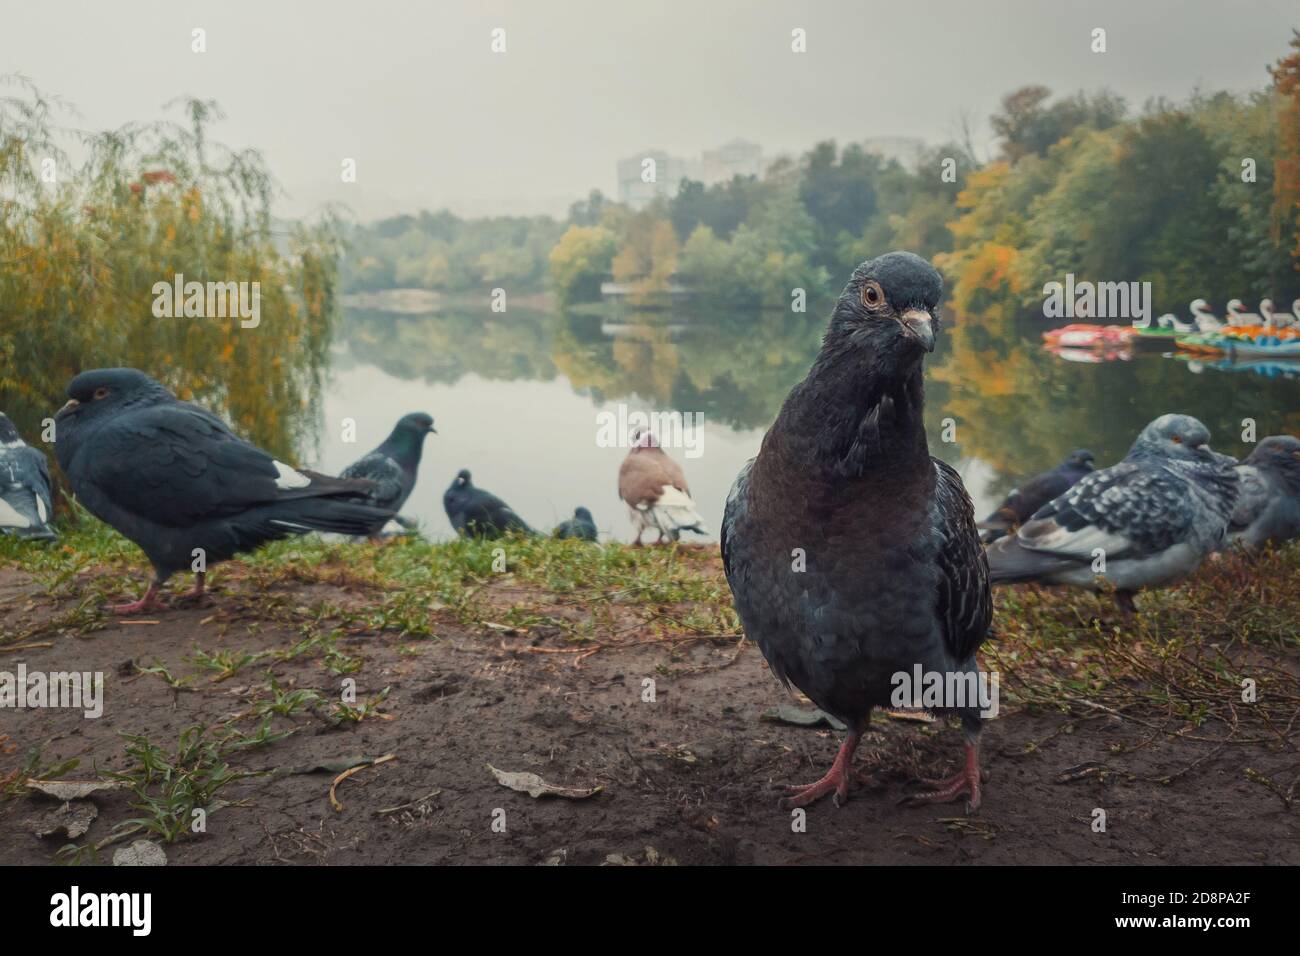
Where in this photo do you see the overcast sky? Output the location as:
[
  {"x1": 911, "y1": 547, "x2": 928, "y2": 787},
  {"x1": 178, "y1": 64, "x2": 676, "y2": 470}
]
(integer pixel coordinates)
[{"x1": 3, "y1": 0, "x2": 1293, "y2": 221}]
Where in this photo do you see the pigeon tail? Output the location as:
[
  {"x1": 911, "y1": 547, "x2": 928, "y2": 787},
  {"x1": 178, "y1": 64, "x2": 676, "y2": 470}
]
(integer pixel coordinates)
[
  {"x1": 0, "y1": 486, "x2": 57, "y2": 540},
  {"x1": 985, "y1": 535, "x2": 1080, "y2": 585},
  {"x1": 646, "y1": 485, "x2": 709, "y2": 539},
  {"x1": 229, "y1": 497, "x2": 396, "y2": 548}
]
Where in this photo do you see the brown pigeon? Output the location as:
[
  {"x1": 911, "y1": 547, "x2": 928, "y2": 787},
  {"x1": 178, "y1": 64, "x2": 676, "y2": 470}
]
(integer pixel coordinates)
[{"x1": 618, "y1": 429, "x2": 707, "y2": 545}]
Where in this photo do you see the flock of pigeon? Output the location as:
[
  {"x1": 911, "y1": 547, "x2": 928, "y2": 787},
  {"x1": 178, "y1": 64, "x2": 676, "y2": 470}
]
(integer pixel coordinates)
[
  {"x1": 0, "y1": 371, "x2": 710, "y2": 612},
  {"x1": 2, "y1": 250, "x2": 1297, "y2": 814}
]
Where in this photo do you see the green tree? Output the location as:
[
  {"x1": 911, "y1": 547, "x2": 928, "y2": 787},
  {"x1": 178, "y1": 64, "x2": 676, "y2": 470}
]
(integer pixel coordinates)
[{"x1": 548, "y1": 224, "x2": 616, "y2": 305}]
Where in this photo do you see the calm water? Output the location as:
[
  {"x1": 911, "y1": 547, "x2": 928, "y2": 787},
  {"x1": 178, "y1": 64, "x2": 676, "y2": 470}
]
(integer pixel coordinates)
[{"x1": 315, "y1": 303, "x2": 1299, "y2": 542}]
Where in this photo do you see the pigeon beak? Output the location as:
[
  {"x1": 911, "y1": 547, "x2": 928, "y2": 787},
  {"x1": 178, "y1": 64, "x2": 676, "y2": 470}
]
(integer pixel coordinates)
[
  {"x1": 57, "y1": 399, "x2": 80, "y2": 417},
  {"x1": 428, "y1": 425, "x2": 438, "y2": 435},
  {"x1": 900, "y1": 309, "x2": 935, "y2": 352}
]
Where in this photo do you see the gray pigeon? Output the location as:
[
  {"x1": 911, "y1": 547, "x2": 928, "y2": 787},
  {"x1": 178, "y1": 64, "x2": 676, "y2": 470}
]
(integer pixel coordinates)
[
  {"x1": 340, "y1": 412, "x2": 436, "y2": 539},
  {"x1": 54, "y1": 368, "x2": 394, "y2": 614},
  {"x1": 0, "y1": 412, "x2": 57, "y2": 541},
  {"x1": 722, "y1": 252, "x2": 992, "y2": 812},
  {"x1": 1226, "y1": 435, "x2": 1300, "y2": 549},
  {"x1": 985, "y1": 414, "x2": 1239, "y2": 615}
]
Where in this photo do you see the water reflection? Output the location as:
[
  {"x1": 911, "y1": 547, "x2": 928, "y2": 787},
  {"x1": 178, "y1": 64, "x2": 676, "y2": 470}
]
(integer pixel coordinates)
[{"x1": 318, "y1": 302, "x2": 1298, "y2": 542}]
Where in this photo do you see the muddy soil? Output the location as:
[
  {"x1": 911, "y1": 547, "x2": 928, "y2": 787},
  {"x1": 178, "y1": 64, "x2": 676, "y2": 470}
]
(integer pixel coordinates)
[{"x1": 1, "y1": 567, "x2": 1296, "y2": 865}]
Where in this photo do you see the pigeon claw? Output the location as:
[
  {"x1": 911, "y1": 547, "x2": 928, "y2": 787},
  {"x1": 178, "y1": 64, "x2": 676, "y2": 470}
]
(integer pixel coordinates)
[
  {"x1": 106, "y1": 583, "x2": 167, "y2": 616},
  {"x1": 776, "y1": 729, "x2": 861, "y2": 810},
  {"x1": 779, "y1": 769, "x2": 851, "y2": 810},
  {"x1": 904, "y1": 741, "x2": 983, "y2": 813}
]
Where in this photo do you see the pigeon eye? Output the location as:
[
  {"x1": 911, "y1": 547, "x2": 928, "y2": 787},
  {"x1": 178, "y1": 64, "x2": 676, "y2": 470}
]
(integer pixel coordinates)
[
  {"x1": 1171, "y1": 435, "x2": 1182, "y2": 444},
  {"x1": 861, "y1": 282, "x2": 883, "y2": 309},
  {"x1": 93, "y1": 387, "x2": 110, "y2": 400}
]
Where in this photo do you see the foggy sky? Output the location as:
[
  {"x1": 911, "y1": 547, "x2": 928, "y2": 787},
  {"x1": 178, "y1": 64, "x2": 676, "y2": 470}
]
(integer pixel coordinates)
[{"x1": 3, "y1": 0, "x2": 1293, "y2": 221}]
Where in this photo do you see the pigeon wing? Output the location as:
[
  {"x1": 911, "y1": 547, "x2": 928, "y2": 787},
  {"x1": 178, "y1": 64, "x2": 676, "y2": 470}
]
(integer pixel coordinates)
[
  {"x1": 933, "y1": 458, "x2": 992, "y2": 664},
  {"x1": 1018, "y1": 460, "x2": 1190, "y2": 559},
  {"x1": 75, "y1": 403, "x2": 364, "y2": 528},
  {"x1": 340, "y1": 452, "x2": 405, "y2": 510}
]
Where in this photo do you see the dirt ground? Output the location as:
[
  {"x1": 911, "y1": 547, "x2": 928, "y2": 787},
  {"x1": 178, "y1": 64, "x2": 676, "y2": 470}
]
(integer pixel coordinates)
[{"x1": 1, "y1": 565, "x2": 1297, "y2": 866}]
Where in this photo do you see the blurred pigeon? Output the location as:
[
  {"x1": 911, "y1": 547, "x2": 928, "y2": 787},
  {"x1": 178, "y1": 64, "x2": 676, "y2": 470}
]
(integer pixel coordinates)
[
  {"x1": 722, "y1": 252, "x2": 992, "y2": 811},
  {"x1": 986, "y1": 414, "x2": 1238, "y2": 616},
  {"x1": 1226, "y1": 435, "x2": 1300, "y2": 549},
  {"x1": 340, "y1": 412, "x2": 436, "y2": 539},
  {"x1": 553, "y1": 506, "x2": 597, "y2": 541},
  {"x1": 0, "y1": 412, "x2": 57, "y2": 541},
  {"x1": 54, "y1": 368, "x2": 393, "y2": 614},
  {"x1": 618, "y1": 429, "x2": 707, "y2": 545},
  {"x1": 979, "y1": 449, "x2": 1095, "y2": 543},
  {"x1": 443, "y1": 469, "x2": 535, "y2": 538}
]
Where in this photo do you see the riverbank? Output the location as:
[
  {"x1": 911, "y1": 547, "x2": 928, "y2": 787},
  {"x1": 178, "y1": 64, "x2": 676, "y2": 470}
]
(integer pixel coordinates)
[{"x1": 1, "y1": 527, "x2": 1297, "y2": 864}]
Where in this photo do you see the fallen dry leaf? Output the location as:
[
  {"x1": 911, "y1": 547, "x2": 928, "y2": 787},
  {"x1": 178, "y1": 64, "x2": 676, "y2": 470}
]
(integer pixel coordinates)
[
  {"x1": 36, "y1": 801, "x2": 98, "y2": 839},
  {"x1": 113, "y1": 840, "x2": 167, "y2": 866},
  {"x1": 487, "y1": 764, "x2": 602, "y2": 800},
  {"x1": 25, "y1": 779, "x2": 124, "y2": 801}
]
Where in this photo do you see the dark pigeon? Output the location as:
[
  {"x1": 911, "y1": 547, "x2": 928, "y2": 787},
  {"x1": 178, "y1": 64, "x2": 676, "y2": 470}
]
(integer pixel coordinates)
[
  {"x1": 979, "y1": 449, "x2": 1094, "y2": 543},
  {"x1": 1227, "y1": 435, "x2": 1300, "y2": 549},
  {"x1": 722, "y1": 251, "x2": 993, "y2": 811},
  {"x1": 339, "y1": 412, "x2": 436, "y2": 538},
  {"x1": 443, "y1": 469, "x2": 535, "y2": 538},
  {"x1": 985, "y1": 414, "x2": 1238, "y2": 616},
  {"x1": 553, "y1": 506, "x2": 597, "y2": 541},
  {"x1": 54, "y1": 368, "x2": 394, "y2": 614},
  {"x1": 0, "y1": 412, "x2": 57, "y2": 541}
]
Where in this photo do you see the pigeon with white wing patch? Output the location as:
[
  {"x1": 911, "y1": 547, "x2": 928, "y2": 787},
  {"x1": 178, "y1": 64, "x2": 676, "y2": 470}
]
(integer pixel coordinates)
[
  {"x1": 985, "y1": 414, "x2": 1238, "y2": 616},
  {"x1": 618, "y1": 429, "x2": 707, "y2": 545},
  {"x1": 53, "y1": 368, "x2": 395, "y2": 614},
  {"x1": 0, "y1": 412, "x2": 57, "y2": 542}
]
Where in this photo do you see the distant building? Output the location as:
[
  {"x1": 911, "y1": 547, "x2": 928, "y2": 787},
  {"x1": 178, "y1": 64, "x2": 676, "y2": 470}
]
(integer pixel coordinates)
[
  {"x1": 615, "y1": 137, "x2": 925, "y2": 209},
  {"x1": 859, "y1": 136, "x2": 927, "y2": 169},
  {"x1": 616, "y1": 139, "x2": 765, "y2": 209},
  {"x1": 700, "y1": 138, "x2": 764, "y2": 184}
]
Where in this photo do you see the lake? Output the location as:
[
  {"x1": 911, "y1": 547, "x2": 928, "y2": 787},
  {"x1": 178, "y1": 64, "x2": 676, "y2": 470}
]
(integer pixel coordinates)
[{"x1": 315, "y1": 300, "x2": 1299, "y2": 542}]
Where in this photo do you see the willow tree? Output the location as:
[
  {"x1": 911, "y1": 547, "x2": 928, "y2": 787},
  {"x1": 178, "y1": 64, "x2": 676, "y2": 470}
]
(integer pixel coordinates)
[{"x1": 0, "y1": 77, "x2": 341, "y2": 465}]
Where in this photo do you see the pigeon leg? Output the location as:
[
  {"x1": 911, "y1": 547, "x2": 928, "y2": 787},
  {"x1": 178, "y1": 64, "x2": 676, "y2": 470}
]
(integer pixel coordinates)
[
  {"x1": 107, "y1": 581, "x2": 167, "y2": 615},
  {"x1": 906, "y1": 737, "x2": 982, "y2": 813},
  {"x1": 780, "y1": 727, "x2": 862, "y2": 809},
  {"x1": 173, "y1": 571, "x2": 211, "y2": 606}
]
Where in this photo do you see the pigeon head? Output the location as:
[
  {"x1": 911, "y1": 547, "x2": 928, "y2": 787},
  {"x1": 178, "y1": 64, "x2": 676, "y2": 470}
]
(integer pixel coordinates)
[
  {"x1": 395, "y1": 412, "x2": 436, "y2": 435},
  {"x1": 0, "y1": 412, "x2": 21, "y2": 446},
  {"x1": 630, "y1": 428, "x2": 660, "y2": 450},
  {"x1": 452, "y1": 468, "x2": 472, "y2": 489},
  {"x1": 57, "y1": 368, "x2": 169, "y2": 427},
  {"x1": 1132, "y1": 414, "x2": 1216, "y2": 463},
  {"x1": 383, "y1": 412, "x2": 436, "y2": 458},
  {"x1": 1244, "y1": 435, "x2": 1300, "y2": 486},
  {"x1": 1066, "y1": 449, "x2": 1096, "y2": 470},
  {"x1": 825, "y1": 251, "x2": 943, "y2": 358},
  {"x1": 574, "y1": 506, "x2": 594, "y2": 523}
]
